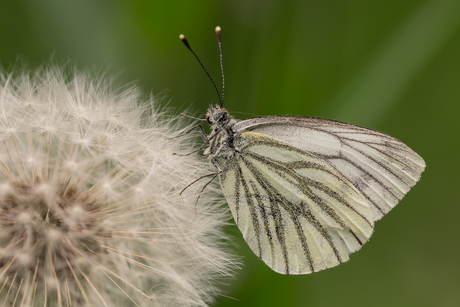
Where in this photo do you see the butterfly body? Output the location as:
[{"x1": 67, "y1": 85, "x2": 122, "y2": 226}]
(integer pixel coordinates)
[
  {"x1": 204, "y1": 105, "x2": 238, "y2": 167},
  {"x1": 203, "y1": 104, "x2": 425, "y2": 275}
]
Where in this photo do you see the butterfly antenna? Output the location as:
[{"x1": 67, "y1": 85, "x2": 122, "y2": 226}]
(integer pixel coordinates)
[
  {"x1": 215, "y1": 26, "x2": 225, "y2": 107},
  {"x1": 179, "y1": 32, "x2": 223, "y2": 107}
]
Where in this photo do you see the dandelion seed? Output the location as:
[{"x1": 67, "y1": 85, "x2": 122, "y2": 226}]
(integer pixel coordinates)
[{"x1": 0, "y1": 67, "x2": 236, "y2": 307}]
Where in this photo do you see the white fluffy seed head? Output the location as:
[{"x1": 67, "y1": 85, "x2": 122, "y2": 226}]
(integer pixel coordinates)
[{"x1": 0, "y1": 67, "x2": 237, "y2": 307}]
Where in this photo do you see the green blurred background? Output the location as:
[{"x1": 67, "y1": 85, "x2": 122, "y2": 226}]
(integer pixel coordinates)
[{"x1": 1, "y1": 0, "x2": 459, "y2": 306}]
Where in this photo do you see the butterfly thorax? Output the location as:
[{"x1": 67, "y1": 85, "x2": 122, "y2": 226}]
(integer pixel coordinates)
[{"x1": 204, "y1": 105, "x2": 238, "y2": 167}]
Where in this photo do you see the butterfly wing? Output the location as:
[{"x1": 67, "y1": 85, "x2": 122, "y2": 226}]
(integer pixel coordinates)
[
  {"x1": 233, "y1": 116, "x2": 425, "y2": 221},
  {"x1": 219, "y1": 132, "x2": 374, "y2": 274}
]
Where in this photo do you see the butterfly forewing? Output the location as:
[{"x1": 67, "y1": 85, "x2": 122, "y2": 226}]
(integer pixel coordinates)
[
  {"x1": 220, "y1": 132, "x2": 375, "y2": 274},
  {"x1": 233, "y1": 116, "x2": 426, "y2": 221}
]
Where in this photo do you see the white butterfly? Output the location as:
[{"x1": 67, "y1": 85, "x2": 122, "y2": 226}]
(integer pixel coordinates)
[{"x1": 179, "y1": 27, "x2": 425, "y2": 275}]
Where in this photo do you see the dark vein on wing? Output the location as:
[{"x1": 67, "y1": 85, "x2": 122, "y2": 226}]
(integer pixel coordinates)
[
  {"x1": 239, "y1": 167, "x2": 263, "y2": 259},
  {"x1": 303, "y1": 207, "x2": 342, "y2": 264},
  {"x1": 365, "y1": 143, "x2": 421, "y2": 179},
  {"x1": 319, "y1": 150, "x2": 400, "y2": 201},
  {"x1": 350, "y1": 230, "x2": 363, "y2": 246},
  {"x1": 290, "y1": 211, "x2": 316, "y2": 272},
  {"x1": 324, "y1": 155, "x2": 399, "y2": 212},
  {"x1": 249, "y1": 181, "x2": 275, "y2": 266},
  {"x1": 342, "y1": 141, "x2": 408, "y2": 187},
  {"x1": 233, "y1": 165, "x2": 241, "y2": 224}
]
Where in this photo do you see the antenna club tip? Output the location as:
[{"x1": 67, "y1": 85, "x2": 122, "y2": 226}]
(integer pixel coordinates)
[
  {"x1": 179, "y1": 34, "x2": 185, "y2": 40},
  {"x1": 215, "y1": 26, "x2": 221, "y2": 33}
]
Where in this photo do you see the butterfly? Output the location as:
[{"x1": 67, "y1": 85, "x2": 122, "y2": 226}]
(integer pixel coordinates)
[{"x1": 178, "y1": 27, "x2": 425, "y2": 275}]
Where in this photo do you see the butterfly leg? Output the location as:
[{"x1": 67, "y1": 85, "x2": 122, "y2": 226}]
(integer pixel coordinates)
[
  {"x1": 193, "y1": 172, "x2": 220, "y2": 212},
  {"x1": 179, "y1": 113, "x2": 206, "y2": 122},
  {"x1": 180, "y1": 171, "x2": 221, "y2": 195},
  {"x1": 166, "y1": 123, "x2": 207, "y2": 141},
  {"x1": 180, "y1": 169, "x2": 221, "y2": 217},
  {"x1": 172, "y1": 135, "x2": 207, "y2": 156},
  {"x1": 173, "y1": 129, "x2": 221, "y2": 156},
  {"x1": 180, "y1": 157, "x2": 222, "y2": 200},
  {"x1": 211, "y1": 157, "x2": 223, "y2": 172}
]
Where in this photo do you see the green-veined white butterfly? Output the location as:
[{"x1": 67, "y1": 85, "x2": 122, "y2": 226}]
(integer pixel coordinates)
[{"x1": 178, "y1": 27, "x2": 425, "y2": 275}]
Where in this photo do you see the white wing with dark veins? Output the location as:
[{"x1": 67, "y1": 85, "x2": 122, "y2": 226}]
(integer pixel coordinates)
[
  {"x1": 219, "y1": 132, "x2": 375, "y2": 274},
  {"x1": 233, "y1": 115, "x2": 425, "y2": 221}
]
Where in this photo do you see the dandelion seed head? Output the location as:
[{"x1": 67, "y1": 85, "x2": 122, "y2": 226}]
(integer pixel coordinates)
[{"x1": 0, "y1": 66, "x2": 237, "y2": 306}]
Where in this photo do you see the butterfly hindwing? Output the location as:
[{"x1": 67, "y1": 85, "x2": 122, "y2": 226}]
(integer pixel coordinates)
[
  {"x1": 233, "y1": 116, "x2": 425, "y2": 221},
  {"x1": 219, "y1": 132, "x2": 374, "y2": 274}
]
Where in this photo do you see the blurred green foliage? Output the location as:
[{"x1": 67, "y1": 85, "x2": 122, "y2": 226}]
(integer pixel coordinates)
[{"x1": 1, "y1": 0, "x2": 459, "y2": 306}]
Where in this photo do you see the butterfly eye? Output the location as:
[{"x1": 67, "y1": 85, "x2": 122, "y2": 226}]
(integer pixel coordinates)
[{"x1": 206, "y1": 115, "x2": 212, "y2": 124}]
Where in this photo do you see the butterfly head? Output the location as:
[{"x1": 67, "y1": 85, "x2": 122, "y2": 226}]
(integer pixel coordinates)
[{"x1": 206, "y1": 104, "x2": 230, "y2": 127}]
